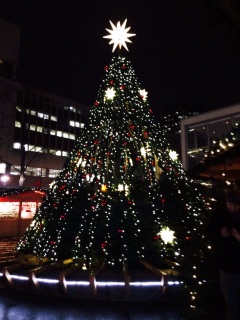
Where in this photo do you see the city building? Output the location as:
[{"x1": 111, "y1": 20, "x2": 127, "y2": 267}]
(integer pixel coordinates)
[
  {"x1": 0, "y1": 18, "x2": 90, "y2": 189},
  {"x1": 180, "y1": 103, "x2": 240, "y2": 184}
]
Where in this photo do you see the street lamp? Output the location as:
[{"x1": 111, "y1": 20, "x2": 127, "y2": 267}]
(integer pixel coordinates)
[{"x1": 0, "y1": 175, "x2": 9, "y2": 186}]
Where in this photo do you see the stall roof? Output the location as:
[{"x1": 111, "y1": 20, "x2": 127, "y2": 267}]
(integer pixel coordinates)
[{"x1": 0, "y1": 188, "x2": 46, "y2": 201}]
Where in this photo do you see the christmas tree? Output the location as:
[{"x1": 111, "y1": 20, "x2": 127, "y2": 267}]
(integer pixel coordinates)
[{"x1": 17, "y1": 21, "x2": 209, "y2": 294}]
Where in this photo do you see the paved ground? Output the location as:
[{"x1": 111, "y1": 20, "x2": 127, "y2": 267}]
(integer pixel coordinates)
[
  {"x1": 0, "y1": 288, "x2": 186, "y2": 320},
  {"x1": 0, "y1": 239, "x2": 226, "y2": 320},
  {"x1": 0, "y1": 238, "x2": 186, "y2": 319}
]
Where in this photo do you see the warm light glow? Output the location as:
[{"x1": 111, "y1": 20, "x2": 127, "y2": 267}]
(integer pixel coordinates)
[
  {"x1": 116, "y1": 184, "x2": 129, "y2": 195},
  {"x1": 0, "y1": 175, "x2": 9, "y2": 183},
  {"x1": 159, "y1": 226, "x2": 175, "y2": 245},
  {"x1": 118, "y1": 184, "x2": 124, "y2": 192},
  {"x1": 169, "y1": 150, "x2": 178, "y2": 161},
  {"x1": 105, "y1": 87, "x2": 116, "y2": 100},
  {"x1": 101, "y1": 184, "x2": 107, "y2": 192},
  {"x1": 139, "y1": 89, "x2": 148, "y2": 101},
  {"x1": 103, "y1": 19, "x2": 136, "y2": 52}
]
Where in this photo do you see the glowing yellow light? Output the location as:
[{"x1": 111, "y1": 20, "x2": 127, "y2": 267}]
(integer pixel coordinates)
[
  {"x1": 103, "y1": 19, "x2": 136, "y2": 52},
  {"x1": 159, "y1": 226, "x2": 175, "y2": 245},
  {"x1": 101, "y1": 184, "x2": 107, "y2": 192}
]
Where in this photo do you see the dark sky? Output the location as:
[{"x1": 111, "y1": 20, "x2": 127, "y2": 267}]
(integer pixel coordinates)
[{"x1": 1, "y1": 0, "x2": 240, "y2": 117}]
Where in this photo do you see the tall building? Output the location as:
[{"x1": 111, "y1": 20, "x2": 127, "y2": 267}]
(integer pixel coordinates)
[{"x1": 0, "y1": 19, "x2": 90, "y2": 189}]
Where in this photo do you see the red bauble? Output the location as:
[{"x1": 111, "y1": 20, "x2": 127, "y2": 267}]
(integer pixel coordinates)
[
  {"x1": 143, "y1": 131, "x2": 148, "y2": 138},
  {"x1": 101, "y1": 242, "x2": 107, "y2": 248}
]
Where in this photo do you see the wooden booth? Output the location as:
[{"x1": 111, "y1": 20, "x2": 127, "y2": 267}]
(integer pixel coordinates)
[{"x1": 0, "y1": 189, "x2": 46, "y2": 238}]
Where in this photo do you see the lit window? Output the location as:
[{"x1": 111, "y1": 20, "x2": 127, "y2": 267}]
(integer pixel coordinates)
[
  {"x1": 42, "y1": 168, "x2": 46, "y2": 177},
  {"x1": 63, "y1": 132, "x2": 69, "y2": 139},
  {"x1": 37, "y1": 126, "x2": 43, "y2": 132},
  {"x1": 69, "y1": 106, "x2": 76, "y2": 112},
  {"x1": 10, "y1": 165, "x2": 20, "y2": 175},
  {"x1": 69, "y1": 121, "x2": 85, "y2": 128},
  {"x1": 13, "y1": 142, "x2": 21, "y2": 149},
  {"x1": 55, "y1": 150, "x2": 62, "y2": 156},
  {"x1": 50, "y1": 130, "x2": 56, "y2": 135},
  {"x1": 15, "y1": 121, "x2": 21, "y2": 128},
  {"x1": 0, "y1": 163, "x2": 6, "y2": 174},
  {"x1": 57, "y1": 131, "x2": 62, "y2": 137},
  {"x1": 51, "y1": 115, "x2": 57, "y2": 121},
  {"x1": 30, "y1": 124, "x2": 36, "y2": 131},
  {"x1": 25, "y1": 167, "x2": 42, "y2": 176},
  {"x1": 62, "y1": 151, "x2": 68, "y2": 157},
  {"x1": 49, "y1": 169, "x2": 61, "y2": 178},
  {"x1": 35, "y1": 146, "x2": 42, "y2": 152},
  {"x1": 38, "y1": 112, "x2": 49, "y2": 119}
]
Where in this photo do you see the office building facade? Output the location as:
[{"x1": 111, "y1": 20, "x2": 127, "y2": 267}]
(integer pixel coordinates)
[{"x1": 0, "y1": 18, "x2": 90, "y2": 189}]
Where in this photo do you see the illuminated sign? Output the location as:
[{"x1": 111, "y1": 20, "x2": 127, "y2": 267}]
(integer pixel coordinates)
[
  {"x1": 0, "y1": 202, "x2": 19, "y2": 219},
  {"x1": 0, "y1": 202, "x2": 40, "y2": 219},
  {"x1": 21, "y1": 202, "x2": 38, "y2": 219}
]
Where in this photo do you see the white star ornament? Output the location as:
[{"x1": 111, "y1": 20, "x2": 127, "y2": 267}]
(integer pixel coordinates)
[{"x1": 103, "y1": 19, "x2": 136, "y2": 52}]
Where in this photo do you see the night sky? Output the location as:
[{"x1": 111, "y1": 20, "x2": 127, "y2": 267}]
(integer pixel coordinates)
[{"x1": 1, "y1": 0, "x2": 240, "y2": 117}]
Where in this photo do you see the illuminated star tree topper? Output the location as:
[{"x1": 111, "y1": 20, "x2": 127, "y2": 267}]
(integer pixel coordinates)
[{"x1": 103, "y1": 19, "x2": 136, "y2": 52}]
